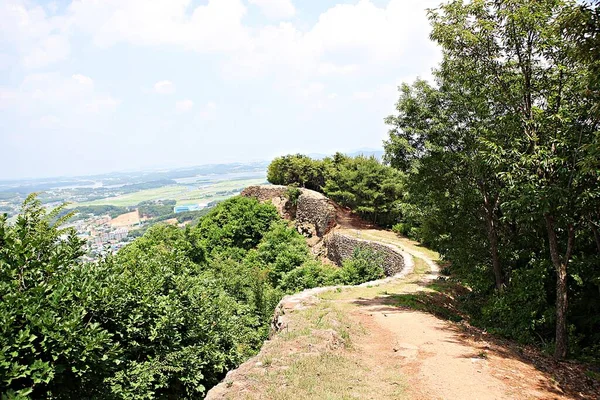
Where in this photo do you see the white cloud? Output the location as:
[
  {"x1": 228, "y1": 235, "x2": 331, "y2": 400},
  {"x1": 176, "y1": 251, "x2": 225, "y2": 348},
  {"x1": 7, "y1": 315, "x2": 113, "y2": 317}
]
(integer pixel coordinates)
[
  {"x1": 199, "y1": 102, "x2": 217, "y2": 120},
  {"x1": 219, "y1": 0, "x2": 440, "y2": 89},
  {"x1": 317, "y1": 63, "x2": 359, "y2": 76},
  {"x1": 22, "y1": 34, "x2": 70, "y2": 69},
  {"x1": 33, "y1": 115, "x2": 61, "y2": 129},
  {"x1": 0, "y1": 0, "x2": 71, "y2": 68},
  {"x1": 249, "y1": 0, "x2": 296, "y2": 20},
  {"x1": 84, "y1": 95, "x2": 121, "y2": 114},
  {"x1": 2, "y1": 72, "x2": 120, "y2": 116},
  {"x1": 154, "y1": 80, "x2": 175, "y2": 94},
  {"x1": 72, "y1": 74, "x2": 94, "y2": 87},
  {"x1": 176, "y1": 99, "x2": 194, "y2": 112},
  {"x1": 67, "y1": 0, "x2": 249, "y2": 53}
]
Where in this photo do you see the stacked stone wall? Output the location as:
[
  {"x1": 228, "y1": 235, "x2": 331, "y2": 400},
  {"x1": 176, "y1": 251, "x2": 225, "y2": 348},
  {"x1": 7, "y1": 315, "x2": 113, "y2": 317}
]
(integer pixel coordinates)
[
  {"x1": 241, "y1": 185, "x2": 288, "y2": 202},
  {"x1": 295, "y1": 190, "x2": 337, "y2": 237},
  {"x1": 324, "y1": 232, "x2": 405, "y2": 276},
  {"x1": 241, "y1": 185, "x2": 293, "y2": 219}
]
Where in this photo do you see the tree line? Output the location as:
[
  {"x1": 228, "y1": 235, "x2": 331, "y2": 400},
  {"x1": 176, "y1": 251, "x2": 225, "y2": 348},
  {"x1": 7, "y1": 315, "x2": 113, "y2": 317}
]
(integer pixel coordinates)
[{"x1": 267, "y1": 153, "x2": 404, "y2": 226}]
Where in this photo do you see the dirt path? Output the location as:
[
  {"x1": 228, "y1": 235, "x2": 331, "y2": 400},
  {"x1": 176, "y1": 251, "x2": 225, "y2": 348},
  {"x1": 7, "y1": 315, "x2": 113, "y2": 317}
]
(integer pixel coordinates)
[{"x1": 206, "y1": 229, "x2": 599, "y2": 400}]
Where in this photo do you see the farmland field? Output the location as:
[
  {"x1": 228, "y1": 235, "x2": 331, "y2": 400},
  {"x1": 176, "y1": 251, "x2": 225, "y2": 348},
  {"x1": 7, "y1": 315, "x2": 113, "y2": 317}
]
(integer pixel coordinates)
[
  {"x1": 0, "y1": 162, "x2": 269, "y2": 218},
  {"x1": 76, "y1": 178, "x2": 267, "y2": 207}
]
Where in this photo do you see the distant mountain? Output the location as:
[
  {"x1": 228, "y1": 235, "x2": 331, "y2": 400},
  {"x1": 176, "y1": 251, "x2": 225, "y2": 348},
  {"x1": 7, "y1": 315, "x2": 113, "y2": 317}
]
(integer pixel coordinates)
[
  {"x1": 307, "y1": 148, "x2": 384, "y2": 161},
  {"x1": 347, "y1": 148, "x2": 384, "y2": 160}
]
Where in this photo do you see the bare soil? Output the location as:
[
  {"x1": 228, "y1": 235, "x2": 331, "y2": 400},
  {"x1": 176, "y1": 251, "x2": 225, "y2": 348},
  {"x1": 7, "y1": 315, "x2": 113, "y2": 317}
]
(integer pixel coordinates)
[{"x1": 108, "y1": 210, "x2": 140, "y2": 227}]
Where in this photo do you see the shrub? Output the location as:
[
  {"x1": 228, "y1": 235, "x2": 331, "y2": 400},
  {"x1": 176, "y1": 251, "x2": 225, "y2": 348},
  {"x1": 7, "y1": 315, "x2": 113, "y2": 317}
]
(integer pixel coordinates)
[
  {"x1": 0, "y1": 195, "x2": 118, "y2": 398},
  {"x1": 285, "y1": 185, "x2": 302, "y2": 207},
  {"x1": 279, "y1": 261, "x2": 342, "y2": 292},
  {"x1": 340, "y1": 246, "x2": 386, "y2": 285}
]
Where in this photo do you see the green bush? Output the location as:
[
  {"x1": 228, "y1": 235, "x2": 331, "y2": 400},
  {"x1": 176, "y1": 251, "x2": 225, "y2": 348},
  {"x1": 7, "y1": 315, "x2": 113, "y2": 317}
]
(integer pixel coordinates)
[
  {"x1": 279, "y1": 261, "x2": 342, "y2": 292},
  {"x1": 1, "y1": 194, "x2": 395, "y2": 398},
  {"x1": 340, "y1": 246, "x2": 386, "y2": 285},
  {"x1": 0, "y1": 196, "x2": 118, "y2": 399},
  {"x1": 285, "y1": 186, "x2": 302, "y2": 207}
]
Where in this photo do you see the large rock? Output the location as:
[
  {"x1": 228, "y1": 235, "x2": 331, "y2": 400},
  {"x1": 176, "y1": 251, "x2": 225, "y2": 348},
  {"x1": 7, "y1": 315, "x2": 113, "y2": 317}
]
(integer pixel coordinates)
[{"x1": 240, "y1": 185, "x2": 294, "y2": 219}]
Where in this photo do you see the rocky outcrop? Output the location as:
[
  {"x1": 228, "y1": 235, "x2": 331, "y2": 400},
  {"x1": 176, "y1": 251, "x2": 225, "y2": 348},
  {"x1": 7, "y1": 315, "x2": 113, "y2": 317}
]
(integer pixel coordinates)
[
  {"x1": 242, "y1": 185, "x2": 407, "y2": 276},
  {"x1": 241, "y1": 185, "x2": 288, "y2": 202},
  {"x1": 241, "y1": 185, "x2": 337, "y2": 238},
  {"x1": 324, "y1": 232, "x2": 406, "y2": 276},
  {"x1": 240, "y1": 185, "x2": 295, "y2": 219}
]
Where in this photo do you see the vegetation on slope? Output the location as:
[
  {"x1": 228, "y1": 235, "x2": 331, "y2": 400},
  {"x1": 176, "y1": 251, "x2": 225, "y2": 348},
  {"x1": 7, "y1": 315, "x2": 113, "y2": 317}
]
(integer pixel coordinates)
[
  {"x1": 384, "y1": 0, "x2": 600, "y2": 361},
  {"x1": 0, "y1": 195, "x2": 385, "y2": 399}
]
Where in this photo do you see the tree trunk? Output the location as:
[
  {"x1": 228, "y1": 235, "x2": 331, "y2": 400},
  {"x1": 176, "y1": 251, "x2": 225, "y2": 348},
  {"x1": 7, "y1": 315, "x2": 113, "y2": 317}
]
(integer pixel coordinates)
[
  {"x1": 544, "y1": 215, "x2": 574, "y2": 360},
  {"x1": 590, "y1": 221, "x2": 600, "y2": 254},
  {"x1": 485, "y1": 210, "x2": 504, "y2": 290},
  {"x1": 481, "y1": 186, "x2": 504, "y2": 291}
]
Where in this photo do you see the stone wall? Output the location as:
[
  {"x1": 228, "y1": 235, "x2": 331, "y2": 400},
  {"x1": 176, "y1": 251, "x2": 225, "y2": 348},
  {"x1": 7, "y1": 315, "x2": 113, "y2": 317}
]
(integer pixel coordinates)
[
  {"x1": 324, "y1": 232, "x2": 405, "y2": 276},
  {"x1": 241, "y1": 185, "x2": 337, "y2": 238},
  {"x1": 241, "y1": 185, "x2": 288, "y2": 202},
  {"x1": 295, "y1": 190, "x2": 337, "y2": 237}
]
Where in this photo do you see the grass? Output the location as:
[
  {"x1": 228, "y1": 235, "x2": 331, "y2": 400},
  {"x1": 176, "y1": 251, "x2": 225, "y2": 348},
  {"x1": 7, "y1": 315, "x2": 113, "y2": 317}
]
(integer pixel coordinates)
[
  {"x1": 339, "y1": 228, "x2": 440, "y2": 262},
  {"x1": 235, "y1": 300, "x2": 405, "y2": 400},
  {"x1": 388, "y1": 279, "x2": 466, "y2": 323},
  {"x1": 585, "y1": 370, "x2": 600, "y2": 382},
  {"x1": 76, "y1": 178, "x2": 267, "y2": 207}
]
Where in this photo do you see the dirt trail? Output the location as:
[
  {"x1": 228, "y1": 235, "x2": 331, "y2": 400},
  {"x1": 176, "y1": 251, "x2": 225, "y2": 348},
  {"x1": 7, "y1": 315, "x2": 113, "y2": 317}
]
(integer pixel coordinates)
[
  {"x1": 207, "y1": 225, "x2": 599, "y2": 400},
  {"x1": 331, "y1": 231, "x2": 568, "y2": 400}
]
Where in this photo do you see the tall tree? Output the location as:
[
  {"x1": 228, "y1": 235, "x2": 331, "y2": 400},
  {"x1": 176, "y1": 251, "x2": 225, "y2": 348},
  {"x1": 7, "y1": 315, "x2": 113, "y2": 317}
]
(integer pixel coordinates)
[{"x1": 387, "y1": 0, "x2": 599, "y2": 358}]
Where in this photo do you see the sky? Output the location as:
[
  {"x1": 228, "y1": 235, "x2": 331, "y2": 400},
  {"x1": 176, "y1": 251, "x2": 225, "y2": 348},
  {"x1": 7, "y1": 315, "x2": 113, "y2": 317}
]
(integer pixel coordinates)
[{"x1": 0, "y1": 0, "x2": 442, "y2": 180}]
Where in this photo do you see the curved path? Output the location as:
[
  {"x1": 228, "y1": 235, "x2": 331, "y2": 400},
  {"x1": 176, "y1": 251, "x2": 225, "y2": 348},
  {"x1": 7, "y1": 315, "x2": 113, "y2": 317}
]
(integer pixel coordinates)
[{"x1": 207, "y1": 228, "x2": 598, "y2": 400}]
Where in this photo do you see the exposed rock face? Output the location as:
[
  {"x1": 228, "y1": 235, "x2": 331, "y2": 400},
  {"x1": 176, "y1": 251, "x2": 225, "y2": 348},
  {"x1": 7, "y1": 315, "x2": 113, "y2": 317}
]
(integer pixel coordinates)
[
  {"x1": 241, "y1": 185, "x2": 288, "y2": 202},
  {"x1": 324, "y1": 232, "x2": 405, "y2": 276},
  {"x1": 241, "y1": 185, "x2": 336, "y2": 238},
  {"x1": 240, "y1": 185, "x2": 295, "y2": 219}
]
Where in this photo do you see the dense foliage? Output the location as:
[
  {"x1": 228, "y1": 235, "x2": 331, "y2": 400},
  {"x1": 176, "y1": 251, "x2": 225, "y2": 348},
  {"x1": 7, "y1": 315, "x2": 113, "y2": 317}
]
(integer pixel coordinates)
[
  {"x1": 136, "y1": 200, "x2": 177, "y2": 219},
  {"x1": 385, "y1": 0, "x2": 599, "y2": 360},
  {"x1": 1, "y1": 195, "x2": 386, "y2": 398},
  {"x1": 267, "y1": 153, "x2": 404, "y2": 226}
]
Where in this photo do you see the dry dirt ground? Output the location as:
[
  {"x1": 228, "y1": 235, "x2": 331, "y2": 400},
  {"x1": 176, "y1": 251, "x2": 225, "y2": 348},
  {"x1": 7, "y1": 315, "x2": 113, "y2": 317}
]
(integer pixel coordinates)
[
  {"x1": 207, "y1": 227, "x2": 600, "y2": 400},
  {"x1": 108, "y1": 210, "x2": 140, "y2": 227}
]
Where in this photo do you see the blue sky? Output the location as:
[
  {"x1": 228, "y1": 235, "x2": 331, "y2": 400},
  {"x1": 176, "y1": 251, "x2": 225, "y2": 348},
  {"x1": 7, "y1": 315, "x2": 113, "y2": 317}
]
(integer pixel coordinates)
[{"x1": 0, "y1": 0, "x2": 441, "y2": 179}]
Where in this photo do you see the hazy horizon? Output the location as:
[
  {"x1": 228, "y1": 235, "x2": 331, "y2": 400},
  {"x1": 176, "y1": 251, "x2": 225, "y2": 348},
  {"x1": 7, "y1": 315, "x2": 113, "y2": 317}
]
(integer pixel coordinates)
[
  {"x1": 0, "y1": 146, "x2": 384, "y2": 182},
  {"x1": 1, "y1": 0, "x2": 441, "y2": 180}
]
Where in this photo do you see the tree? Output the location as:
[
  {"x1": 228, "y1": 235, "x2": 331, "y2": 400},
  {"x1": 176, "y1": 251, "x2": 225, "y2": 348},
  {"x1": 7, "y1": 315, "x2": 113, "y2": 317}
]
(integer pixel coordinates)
[
  {"x1": 267, "y1": 154, "x2": 325, "y2": 191},
  {"x1": 387, "y1": 0, "x2": 600, "y2": 358},
  {"x1": 323, "y1": 154, "x2": 405, "y2": 226},
  {"x1": 0, "y1": 195, "x2": 117, "y2": 398}
]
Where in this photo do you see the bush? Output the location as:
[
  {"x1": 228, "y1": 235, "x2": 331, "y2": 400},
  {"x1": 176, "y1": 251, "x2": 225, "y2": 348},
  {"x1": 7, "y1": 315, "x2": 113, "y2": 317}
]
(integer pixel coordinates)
[
  {"x1": 340, "y1": 246, "x2": 386, "y2": 285},
  {"x1": 285, "y1": 185, "x2": 302, "y2": 207},
  {"x1": 2, "y1": 194, "x2": 391, "y2": 398},
  {"x1": 279, "y1": 261, "x2": 342, "y2": 292},
  {"x1": 192, "y1": 196, "x2": 280, "y2": 253},
  {"x1": 0, "y1": 196, "x2": 118, "y2": 398}
]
